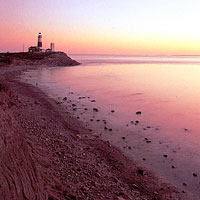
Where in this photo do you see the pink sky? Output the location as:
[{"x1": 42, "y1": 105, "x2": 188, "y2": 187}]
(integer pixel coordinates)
[{"x1": 1, "y1": 0, "x2": 200, "y2": 55}]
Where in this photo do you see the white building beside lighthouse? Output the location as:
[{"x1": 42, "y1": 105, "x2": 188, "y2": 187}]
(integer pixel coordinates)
[{"x1": 28, "y1": 32, "x2": 55, "y2": 53}]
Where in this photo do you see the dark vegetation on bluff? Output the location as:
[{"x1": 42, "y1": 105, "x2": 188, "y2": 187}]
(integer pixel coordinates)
[{"x1": 0, "y1": 52, "x2": 80, "y2": 66}]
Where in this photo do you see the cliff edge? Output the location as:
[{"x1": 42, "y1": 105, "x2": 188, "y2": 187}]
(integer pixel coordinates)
[{"x1": 0, "y1": 52, "x2": 80, "y2": 67}]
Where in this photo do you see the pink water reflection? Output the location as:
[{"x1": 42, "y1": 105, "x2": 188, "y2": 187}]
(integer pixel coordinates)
[
  {"x1": 39, "y1": 62, "x2": 200, "y2": 137},
  {"x1": 23, "y1": 55, "x2": 200, "y2": 196}
]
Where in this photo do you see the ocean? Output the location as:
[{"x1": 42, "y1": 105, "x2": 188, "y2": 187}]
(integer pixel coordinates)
[{"x1": 22, "y1": 54, "x2": 200, "y2": 196}]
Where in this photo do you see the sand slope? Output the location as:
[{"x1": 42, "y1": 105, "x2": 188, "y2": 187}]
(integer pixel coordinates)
[{"x1": 0, "y1": 60, "x2": 195, "y2": 199}]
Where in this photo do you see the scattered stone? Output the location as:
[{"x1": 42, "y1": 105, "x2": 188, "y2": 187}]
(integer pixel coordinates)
[
  {"x1": 143, "y1": 158, "x2": 146, "y2": 161},
  {"x1": 184, "y1": 128, "x2": 189, "y2": 132},
  {"x1": 76, "y1": 134, "x2": 81, "y2": 139},
  {"x1": 118, "y1": 191, "x2": 124, "y2": 196},
  {"x1": 193, "y1": 173, "x2": 197, "y2": 177},
  {"x1": 93, "y1": 108, "x2": 99, "y2": 112},
  {"x1": 146, "y1": 140, "x2": 152, "y2": 143},
  {"x1": 144, "y1": 138, "x2": 148, "y2": 140},
  {"x1": 146, "y1": 126, "x2": 151, "y2": 129},
  {"x1": 163, "y1": 155, "x2": 168, "y2": 158},
  {"x1": 84, "y1": 108, "x2": 88, "y2": 111},
  {"x1": 131, "y1": 121, "x2": 134, "y2": 124},
  {"x1": 96, "y1": 120, "x2": 100, "y2": 122},
  {"x1": 117, "y1": 197, "x2": 125, "y2": 200},
  {"x1": 72, "y1": 104, "x2": 76, "y2": 107},
  {"x1": 122, "y1": 137, "x2": 126, "y2": 140},
  {"x1": 90, "y1": 119, "x2": 93, "y2": 121},
  {"x1": 91, "y1": 100, "x2": 96, "y2": 102},
  {"x1": 106, "y1": 141, "x2": 111, "y2": 147},
  {"x1": 68, "y1": 194, "x2": 77, "y2": 200},
  {"x1": 104, "y1": 126, "x2": 108, "y2": 130},
  {"x1": 109, "y1": 129, "x2": 112, "y2": 132},
  {"x1": 137, "y1": 169, "x2": 144, "y2": 175},
  {"x1": 128, "y1": 146, "x2": 131, "y2": 149},
  {"x1": 135, "y1": 120, "x2": 139, "y2": 124},
  {"x1": 63, "y1": 97, "x2": 67, "y2": 101},
  {"x1": 55, "y1": 151, "x2": 61, "y2": 155},
  {"x1": 182, "y1": 183, "x2": 187, "y2": 186},
  {"x1": 77, "y1": 167, "x2": 81, "y2": 172},
  {"x1": 136, "y1": 111, "x2": 142, "y2": 115},
  {"x1": 155, "y1": 128, "x2": 159, "y2": 130},
  {"x1": 111, "y1": 110, "x2": 115, "y2": 113},
  {"x1": 131, "y1": 184, "x2": 138, "y2": 189},
  {"x1": 171, "y1": 165, "x2": 176, "y2": 169}
]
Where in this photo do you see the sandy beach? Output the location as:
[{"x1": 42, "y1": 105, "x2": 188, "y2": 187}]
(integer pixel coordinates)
[{"x1": 0, "y1": 53, "x2": 195, "y2": 199}]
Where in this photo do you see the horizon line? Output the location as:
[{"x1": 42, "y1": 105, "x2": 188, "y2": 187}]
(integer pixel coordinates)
[
  {"x1": 2, "y1": 50, "x2": 200, "y2": 57},
  {"x1": 69, "y1": 53, "x2": 200, "y2": 57}
]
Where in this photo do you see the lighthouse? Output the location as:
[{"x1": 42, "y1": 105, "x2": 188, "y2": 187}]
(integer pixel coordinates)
[
  {"x1": 37, "y1": 32, "x2": 42, "y2": 49},
  {"x1": 28, "y1": 32, "x2": 55, "y2": 52}
]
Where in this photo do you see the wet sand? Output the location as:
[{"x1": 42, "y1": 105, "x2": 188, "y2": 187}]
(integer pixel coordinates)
[{"x1": 0, "y1": 63, "x2": 196, "y2": 199}]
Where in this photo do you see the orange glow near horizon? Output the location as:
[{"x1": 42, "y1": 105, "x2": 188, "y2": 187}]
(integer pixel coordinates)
[
  {"x1": 1, "y1": 1, "x2": 200, "y2": 55},
  {"x1": 2, "y1": 27, "x2": 200, "y2": 56}
]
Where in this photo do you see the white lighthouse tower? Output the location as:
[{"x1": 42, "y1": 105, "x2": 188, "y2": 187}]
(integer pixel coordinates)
[{"x1": 37, "y1": 32, "x2": 42, "y2": 50}]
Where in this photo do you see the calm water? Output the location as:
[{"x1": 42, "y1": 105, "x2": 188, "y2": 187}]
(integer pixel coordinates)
[{"x1": 22, "y1": 55, "x2": 200, "y2": 197}]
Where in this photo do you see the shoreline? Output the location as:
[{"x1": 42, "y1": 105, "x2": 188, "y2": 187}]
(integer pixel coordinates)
[
  {"x1": 22, "y1": 58, "x2": 200, "y2": 197},
  {"x1": 0, "y1": 63, "x2": 194, "y2": 199}
]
